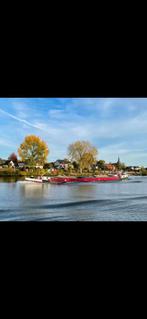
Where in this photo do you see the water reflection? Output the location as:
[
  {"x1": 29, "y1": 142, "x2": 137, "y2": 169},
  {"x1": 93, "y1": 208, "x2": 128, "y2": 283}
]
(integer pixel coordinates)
[
  {"x1": 20, "y1": 182, "x2": 45, "y2": 199},
  {"x1": 0, "y1": 176, "x2": 18, "y2": 183},
  {"x1": 63, "y1": 184, "x2": 97, "y2": 200}
]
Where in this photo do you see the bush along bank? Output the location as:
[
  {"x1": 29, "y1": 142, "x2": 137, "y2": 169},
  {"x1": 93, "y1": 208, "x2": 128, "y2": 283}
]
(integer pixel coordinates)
[
  {"x1": 0, "y1": 168, "x2": 44, "y2": 177},
  {"x1": 0, "y1": 167, "x2": 103, "y2": 177},
  {"x1": 140, "y1": 168, "x2": 147, "y2": 176},
  {"x1": 0, "y1": 168, "x2": 50, "y2": 177}
]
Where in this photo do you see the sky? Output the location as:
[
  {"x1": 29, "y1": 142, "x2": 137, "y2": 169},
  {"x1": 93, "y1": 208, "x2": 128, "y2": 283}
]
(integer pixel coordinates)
[{"x1": 0, "y1": 97, "x2": 147, "y2": 166}]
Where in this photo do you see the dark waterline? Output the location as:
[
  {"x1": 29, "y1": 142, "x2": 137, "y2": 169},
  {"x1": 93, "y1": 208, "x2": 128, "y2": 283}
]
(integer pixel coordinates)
[
  {"x1": 0, "y1": 176, "x2": 147, "y2": 221},
  {"x1": 0, "y1": 176, "x2": 25, "y2": 183}
]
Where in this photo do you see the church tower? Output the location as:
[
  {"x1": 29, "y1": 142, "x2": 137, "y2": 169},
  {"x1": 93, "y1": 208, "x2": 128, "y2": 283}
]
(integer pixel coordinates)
[
  {"x1": 117, "y1": 156, "x2": 120, "y2": 165},
  {"x1": 116, "y1": 156, "x2": 121, "y2": 169}
]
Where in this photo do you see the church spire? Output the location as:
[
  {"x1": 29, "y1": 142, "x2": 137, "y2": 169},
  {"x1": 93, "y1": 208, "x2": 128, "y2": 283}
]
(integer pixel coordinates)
[
  {"x1": 116, "y1": 156, "x2": 121, "y2": 170},
  {"x1": 117, "y1": 156, "x2": 120, "y2": 164}
]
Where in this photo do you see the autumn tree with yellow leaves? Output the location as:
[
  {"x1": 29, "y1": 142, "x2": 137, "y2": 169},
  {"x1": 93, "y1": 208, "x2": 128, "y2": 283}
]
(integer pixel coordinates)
[
  {"x1": 18, "y1": 135, "x2": 49, "y2": 166},
  {"x1": 68, "y1": 140, "x2": 98, "y2": 173}
]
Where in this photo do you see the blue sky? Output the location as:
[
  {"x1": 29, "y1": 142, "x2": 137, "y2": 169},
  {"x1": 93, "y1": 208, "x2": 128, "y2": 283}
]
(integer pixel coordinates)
[{"x1": 0, "y1": 97, "x2": 147, "y2": 166}]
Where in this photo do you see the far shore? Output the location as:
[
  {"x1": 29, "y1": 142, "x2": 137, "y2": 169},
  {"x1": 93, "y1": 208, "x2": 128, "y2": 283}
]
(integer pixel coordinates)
[{"x1": 0, "y1": 172, "x2": 145, "y2": 178}]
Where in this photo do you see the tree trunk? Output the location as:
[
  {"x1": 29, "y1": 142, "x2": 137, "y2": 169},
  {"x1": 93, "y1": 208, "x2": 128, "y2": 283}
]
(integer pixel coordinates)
[{"x1": 79, "y1": 167, "x2": 82, "y2": 174}]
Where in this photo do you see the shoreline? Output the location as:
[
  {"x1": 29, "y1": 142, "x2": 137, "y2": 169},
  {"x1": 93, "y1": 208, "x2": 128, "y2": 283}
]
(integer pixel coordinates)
[{"x1": 0, "y1": 173, "x2": 145, "y2": 178}]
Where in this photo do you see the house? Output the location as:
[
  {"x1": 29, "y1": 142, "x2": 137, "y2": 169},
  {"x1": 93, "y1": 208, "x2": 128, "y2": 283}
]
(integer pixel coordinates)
[
  {"x1": 130, "y1": 166, "x2": 141, "y2": 172},
  {"x1": 49, "y1": 168, "x2": 58, "y2": 174},
  {"x1": 9, "y1": 161, "x2": 15, "y2": 168},
  {"x1": 131, "y1": 167, "x2": 139, "y2": 172},
  {"x1": 54, "y1": 160, "x2": 62, "y2": 168},
  {"x1": 17, "y1": 162, "x2": 26, "y2": 169},
  {"x1": 0, "y1": 159, "x2": 15, "y2": 168},
  {"x1": 43, "y1": 162, "x2": 54, "y2": 169},
  {"x1": 126, "y1": 166, "x2": 141, "y2": 171},
  {"x1": 54, "y1": 159, "x2": 72, "y2": 170},
  {"x1": 111, "y1": 156, "x2": 122, "y2": 169},
  {"x1": 104, "y1": 163, "x2": 116, "y2": 171}
]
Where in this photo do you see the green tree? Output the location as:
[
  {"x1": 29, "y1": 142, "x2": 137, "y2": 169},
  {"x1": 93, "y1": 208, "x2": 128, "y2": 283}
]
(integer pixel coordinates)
[
  {"x1": 140, "y1": 167, "x2": 147, "y2": 176},
  {"x1": 116, "y1": 162, "x2": 126, "y2": 171},
  {"x1": 97, "y1": 160, "x2": 105, "y2": 170},
  {"x1": 68, "y1": 140, "x2": 98, "y2": 173},
  {"x1": 18, "y1": 135, "x2": 49, "y2": 167},
  {"x1": 72, "y1": 161, "x2": 79, "y2": 171},
  {"x1": 120, "y1": 162, "x2": 126, "y2": 171}
]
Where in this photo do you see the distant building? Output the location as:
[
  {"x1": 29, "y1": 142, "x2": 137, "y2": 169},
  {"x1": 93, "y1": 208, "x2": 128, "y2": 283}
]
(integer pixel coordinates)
[
  {"x1": 126, "y1": 166, "x2": 141, "y2": 171},
  {"x1": 9, "y1": 161, "x2": 15, "y2": 168},
  {"x1": 111, "y1": 156, "x2": 121, "y2": 169},
  {"x1": 0, "y1": 159, "x2": 16, "y2": 168},
  {"x1": 43, "y1": 162, "x2": 54, "y2": 169},
  {"x1": 104, "y1": 163, "x2": 116, "y2": 171},
  {"x1": 17, "y1": 162, "x2": 26, "y2": 168},
  {"x1": 134, "y1": 167, "x2": 141, "y2": 171},
  {"x1": 49, "y1": 168, "x2": 58, "y2": 174},
  {"x1": 54, "y1": 159, "x2": 72, "y2": 170}
]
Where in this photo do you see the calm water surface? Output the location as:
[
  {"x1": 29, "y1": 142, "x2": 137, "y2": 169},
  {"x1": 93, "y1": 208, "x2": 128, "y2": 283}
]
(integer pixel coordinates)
[{"x1": 0, "y1": 176, "x2": 147, "y2": 221}]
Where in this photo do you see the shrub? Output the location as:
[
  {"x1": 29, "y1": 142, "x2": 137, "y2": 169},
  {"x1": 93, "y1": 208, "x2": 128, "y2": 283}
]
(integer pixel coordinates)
[
  {"x1": 141, "y1": 168, "x2": 147, "y2": 176},
  {"x1": 19, "y1": 171, "x2": 27, "y2": 176}
]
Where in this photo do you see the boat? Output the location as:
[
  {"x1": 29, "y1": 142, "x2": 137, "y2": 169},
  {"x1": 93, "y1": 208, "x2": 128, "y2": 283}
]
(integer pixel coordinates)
[
  {"x1": 25, "y1": 177, "x2": 43, "y2": 183},
  {"x1": 120, "y1": 173, "x2": 129, "y2": 180},
  {"x1": 48, "y1": 175, "x2": 122, "y2": 184},
  {"x1": 25, "y1": 173, "x2": 128, "y2": 184},
  {"x1": 25, "y1": 175, "x2": 49, "y2": 183},
  {"x1": 108, "y1": 172, "x2": 129, "y2": 180}
]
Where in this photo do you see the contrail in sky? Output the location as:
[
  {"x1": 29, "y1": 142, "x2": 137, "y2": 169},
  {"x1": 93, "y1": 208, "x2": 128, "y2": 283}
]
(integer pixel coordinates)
[{"x1": 0, "y1": 108, "x2": 45, "y2": 131}]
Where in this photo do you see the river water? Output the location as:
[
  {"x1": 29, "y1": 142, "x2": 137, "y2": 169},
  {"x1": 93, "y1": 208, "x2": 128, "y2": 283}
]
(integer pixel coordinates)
[{"x1": 0, "y1": 176, "x2": 147, "y2": 221}]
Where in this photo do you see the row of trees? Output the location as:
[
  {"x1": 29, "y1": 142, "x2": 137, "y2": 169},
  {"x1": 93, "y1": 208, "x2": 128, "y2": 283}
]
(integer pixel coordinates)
[
  {"x1": 7, "y1": 135, "x2": 98, "y2": 173},
  {"x1": 7, "y1": 135, "x2": 125, "y2": 173}
]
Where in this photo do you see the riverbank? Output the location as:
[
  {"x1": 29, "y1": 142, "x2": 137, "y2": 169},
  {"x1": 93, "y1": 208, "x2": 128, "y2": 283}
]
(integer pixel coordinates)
[
  {"x1": 0, "y1": 168, "x2": 146, "y2": 177},
  {"x1": 0, "y1": 168, "x2": 108, "y2": 177}
]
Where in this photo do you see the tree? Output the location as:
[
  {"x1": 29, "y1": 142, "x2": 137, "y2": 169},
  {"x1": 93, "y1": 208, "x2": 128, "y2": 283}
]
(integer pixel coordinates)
[
  {"x1": 140, "y1": 167, "x2": 147, "y2": 176},
  {"x1": 120, "y1": 162, "x2": 126, "y2": 171},
  {"x1": 68, "y1": 140, "x2": 98, "y2": 173},
  {"x1": 8, "y1": 153, "x2": 18, "y2": 163},
  {"x1": 116, "y1": 158, "x2": 126, "y2": 171},
  {"x1": 97, "y1": 160, "x2": 105, "y2": 170},
  {"x1": 72, "y1": 161, "x2": 79, "y2": 171},
  {"x1": 18, "y1": 135, "x2": 49, "y2": 166}
]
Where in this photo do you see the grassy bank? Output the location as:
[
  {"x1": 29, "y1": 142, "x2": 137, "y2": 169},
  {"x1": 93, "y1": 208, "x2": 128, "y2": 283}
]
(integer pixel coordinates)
[
  {"x1": 0, "y1": 168, "x2": 104, "y2": 177},
  {"x1": 1, "y1": 168, "x2": 145, "y2": 177},
  {"x1": 0, "y1": 168, "x2": 46, "y2": 177}
]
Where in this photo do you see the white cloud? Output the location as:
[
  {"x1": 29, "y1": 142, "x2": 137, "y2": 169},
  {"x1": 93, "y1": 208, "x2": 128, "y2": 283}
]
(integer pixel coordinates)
[{"x1": 48, "y1": 109, "x2": 64, "y2": 118}]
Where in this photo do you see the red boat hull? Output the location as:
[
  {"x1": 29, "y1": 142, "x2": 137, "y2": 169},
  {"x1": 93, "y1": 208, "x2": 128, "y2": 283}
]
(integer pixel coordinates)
[{"x1": 49, "y1": 176, "x2": 121, "y2": 184}]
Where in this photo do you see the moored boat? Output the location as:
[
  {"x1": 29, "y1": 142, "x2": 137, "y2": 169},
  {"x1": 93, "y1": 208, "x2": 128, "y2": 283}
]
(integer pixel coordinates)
[
  {"x1": 25, "y1": 177, "x2": 43, "y2": 183},
  {"x1": 120, "y1": 173, "x2": 129, "y2": 180},
  {"x1": 108, "y1": 172, "x2": 129, "y2": 180}
]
